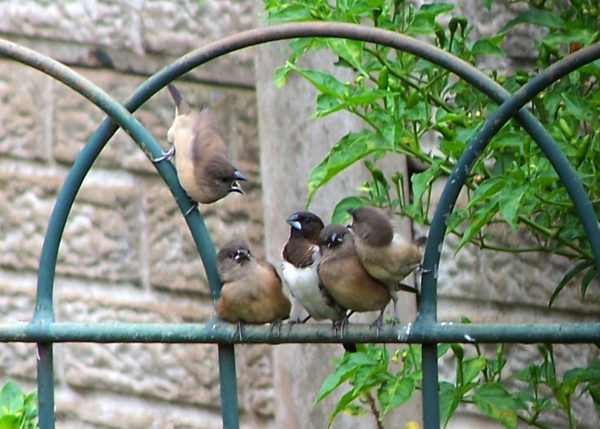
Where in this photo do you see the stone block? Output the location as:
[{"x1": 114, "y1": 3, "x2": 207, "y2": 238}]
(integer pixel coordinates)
[
  {"x1": 0, "y1": 0, "x2": 255, "y2": 86},
  {"x1": 54, "y1": 389, "x2": 273, "y2": 429},
  {"x1": 51, "y1": 68, "x2": 155, "y2": 174},
  {"x1": 52, "y1": 71, "x2": 258, "y2": 175},
  {"x1": 0, "y1": 59, "x2": 52, "y2": 162},
  {"x1": 57, "y1": 282, "x2": 274, "y2": 419},
  {"x1": 145, "y1": 182, "x2": 265, "y2": 294},
  {"x1": 0, "y1": 274, "x2": 37, "y2": 381},
  {"x1": 0, "y1": 167, "x2": 142, "y2": 283}
]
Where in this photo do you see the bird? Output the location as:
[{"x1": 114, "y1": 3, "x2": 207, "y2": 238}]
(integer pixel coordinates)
[
  {"x1": 318, "y1": 224, "x2": 392, "y2": 328},
  {"x1": 157, "y1": 83, "x2": 247, "y2": 209},
  {"x1": 216, "y1": 240, "x2": 291, "y2": 325},
  {"x1": 347, "y1": 207, "x2": 422, "y2": 320},
  {"x1": 280, "y1": 211, "x2": 347, "y2": 324}
]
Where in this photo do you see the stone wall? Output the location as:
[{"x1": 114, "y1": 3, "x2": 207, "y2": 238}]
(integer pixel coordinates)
[
  {"x1": 0, "y1": 1, "x2": 275, "y2": 428},
  {"x1": 1, "y1": 1, "x2": 600, "y2": 429}
]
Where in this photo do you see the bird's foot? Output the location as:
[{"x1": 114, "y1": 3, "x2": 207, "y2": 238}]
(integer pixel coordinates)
[
  {"x1": 333, "y1": 313, "x2": 351, "y2": 339},
  {"x1": 269, "y1": 320, "x2": 283, "y2": 338},
  {"x1": 370, "y1": 310, "x2": 385, "y2": 336},
  {"x1": 152, "y1": 145, "x2": 175, "y2": 163},
  {"x1": 235, "y1": 320, "x2": 246, "y2": 342},
  {"x1": 397, "y1": 282, "x2": 419, "y2": 294}
]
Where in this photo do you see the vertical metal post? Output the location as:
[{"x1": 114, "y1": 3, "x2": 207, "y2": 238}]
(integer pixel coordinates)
[
  {"x1": 422, "y1": 345, "x2": 440, "y2": 429},
  {"x1": 218, "y1": 345, "x2": 240, "y2": 428},
  {"x1": 36, "y1": 344, "x2": 54, "y2": 429}
]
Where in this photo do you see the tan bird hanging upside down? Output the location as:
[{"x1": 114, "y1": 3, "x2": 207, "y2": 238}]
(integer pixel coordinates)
[{"x1": 157, "y1": 84, "x2": 247, "y2": 210}]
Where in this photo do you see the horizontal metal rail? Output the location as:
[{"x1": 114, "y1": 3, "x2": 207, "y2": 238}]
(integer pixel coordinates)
[
  {"x1": 0, "y1": 22, "x2": 597, "y2": 429},
  {"x1": 1, "y1": 322, "x2": 599, "y2": 344}
]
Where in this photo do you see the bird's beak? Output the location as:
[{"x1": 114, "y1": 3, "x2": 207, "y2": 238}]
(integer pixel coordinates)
[
  {"x1": 234, "y1": 248, "x2": 250, "y2": 261},
  {"x1": 286, "y1": 214, "x2": 302, "y2": 231},
  {"x1": 230, "y1": 181, "x2": 244, "y2": 195},
  {"x1": 328, "y1": 232, "x2": 338, "y2": 248},
  {"x1": 233, "y1": 170, "x2": 247, "y2": 182}
]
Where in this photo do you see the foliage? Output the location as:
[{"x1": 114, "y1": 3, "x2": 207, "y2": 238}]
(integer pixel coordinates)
[
  {"x1": 263, "y1": 0, "x2": 600, "y2": 427},
  {"x1": 0, "y1": 381, "x2": 38, "y2": 429},
  {"x1": 264, "y1": 0, "x2": 600, "y2": 306},
  {"x1": 317, "y1": 343, "x2": 600, "y2": 429}
]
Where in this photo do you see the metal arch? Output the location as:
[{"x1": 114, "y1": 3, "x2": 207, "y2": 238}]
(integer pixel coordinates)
[
  {"x1": 0, "y1": 22, "x2": 595, "y2": 429},
  {"x1": 0, "y1": 39, "x2": 230, "y2": 429},
  {"x1": 420, "y1": 41, "x2": 600, "y2": 429}
]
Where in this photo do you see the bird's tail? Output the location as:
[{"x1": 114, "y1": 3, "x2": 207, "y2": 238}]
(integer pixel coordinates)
[
  {"x1": 343, "y1": 343, "x2": 357, "y2": 353},
  {"x1": 167, "y1": 83, "x2": 191, "y2": 115}
]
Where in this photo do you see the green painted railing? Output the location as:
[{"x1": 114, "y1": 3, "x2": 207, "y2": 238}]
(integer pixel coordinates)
[{"x1": 0, "y1": 23, "x2": 598, "y2": 429}]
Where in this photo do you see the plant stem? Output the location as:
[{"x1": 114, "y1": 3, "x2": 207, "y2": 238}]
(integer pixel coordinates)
[
  {"x1": 365, "y1": 391, "x2": 385, "y2": 429},
  {"x1": 517, "y1": 414, "x2": 553, "y2": 429},
  {"x1": 365, "y1": 47, "x2": 452, "y2": 111}
]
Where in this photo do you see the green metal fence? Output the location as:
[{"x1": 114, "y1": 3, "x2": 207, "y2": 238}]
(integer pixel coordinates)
[{"x1": 0, "y1": 23, "x2": 599, "y2": 429}]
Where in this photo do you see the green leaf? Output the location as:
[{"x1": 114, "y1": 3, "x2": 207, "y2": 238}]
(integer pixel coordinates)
[
  {"x1": 581, "y1": 267, "x2": 597, "y2": 298},
  {"x1": 379, "y1": 377, "x2": 415, "y2": 415},
  {"x1": 327, "y1": 388, "x2": 361, "y2": 428},
  {"x1": 315, "y1": 93, "x2": 346, "y2": 117},
  {"x1": 307, "y1": 131, "x2": 388, "y2": 206},
  {"x1": 549, "y1": 260, "x2": 593, "y2": 307},
  {"x1": 327, "y1": 39, "x2": 365, "y2": 74},
  {"x1": 437, "y1": 344, "x2": 451, "y2": 358},
  {"x1": 0, "y1": 382, "x2": 23, "y2": 415},
  {"x1": 274, "y1": 65, "x2": 291, "y2": 88},
  {"x1": 410, "y1": 162, "x2": 443, "y2": 206},
  {"x1": 456, "y1": 202, "x2": 499, "y2": 252},
  {"x1": 289, "y1": 65, "x2": 350, "y2": 98},
  {"x1": 266, "y1": 4, "x2": 314, "y2": 23},
  {"x1": 0, "y1": 415, "x2": 19, "y2": 429},
  {"x1": 472, "y1": 383, "x2": 519, "y2": 429},
  {"x1": 331, "y1": 197, "x2": 365, "y2": 224},
  {"x1": 463, "y1": 357, "x2": 486, "y2": 386},
  {"x1": 315, "y1": 352, "x2": 376, "y2": 403},
  {"x1": 439, "y1": 382, "x2": 460, "y2": 428},
  {"x1": 472, "y1": 34, "x2": 506, "y2": 57},
  {"x1": 499, "y1": 185, "x2": 527, "y2": 230},
  {"x1": 503, "y1": 8, "x2": 565, "y2": 31},
  {"x1": 409, "y1": 3, "x2": 455, "y2": 34}
]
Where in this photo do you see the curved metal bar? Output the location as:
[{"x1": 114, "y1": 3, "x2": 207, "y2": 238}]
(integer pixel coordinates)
[
  {"x1": 30, "y1": 22, "x2": 600, "y2": 320},
  {"x1": 4, "y1": 22, "x2": 595, "y2": 429},
  {"x1": 0, "y1": 39, "x2": 226, "y2": 429},
  {"x1": 422, "y1": 43, "x2": 600, "y2": 321},
  {"x1": 1, "y1": 322, "x2": 599, "y2": 344}
]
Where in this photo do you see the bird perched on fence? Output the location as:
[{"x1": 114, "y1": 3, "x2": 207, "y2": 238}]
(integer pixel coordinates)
[
  {"x1": 216, "y1": 240, "x2": 290, "y2": 324},
  {"x1": 281, "y1": 211, "x2": 347, "y2": 324},
  {"x1": 318, "y1": 224, "x2": 391, "y2": 328},
  {"x1": 347, "y1": 207, "x2": 422, "y2": 320},
  {"x1": 158, "y1": 84, "x2": 246, "y2": 209}
]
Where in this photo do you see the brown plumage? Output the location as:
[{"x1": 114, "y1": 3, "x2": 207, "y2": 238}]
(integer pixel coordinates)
[
  {"x1": 348, "y1": 207, "x2": 422, "y2": 289},
  {"x1": 348, "y1": 207, "x2": 422, "y2": 321},
  {"x1": 166, "y1": 84, "x2": 246, "y2": 204},
  {"x1": 216, "y1": 240, "x2": 290, "y2": 324},
  {"x1": 318, "y1": 224, "x2": 391, "y2": 322}
]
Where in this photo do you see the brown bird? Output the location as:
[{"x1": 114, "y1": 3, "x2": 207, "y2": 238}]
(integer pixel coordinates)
[
  {"x1": 216, "y1": 240, "x2": 290, "y2": 324},
  {"x1": 159, "y1": 84, "x2": 246, "y2": 208},
  {"x1": 348, "y1": 207, "x2": 422, "y2": 320},
  {"x1": 281, "y1": 211, "x2": 347, "y2": 324},
  {"x1": 318, "y1": 224, "x2": 391, "y2": 328}
]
